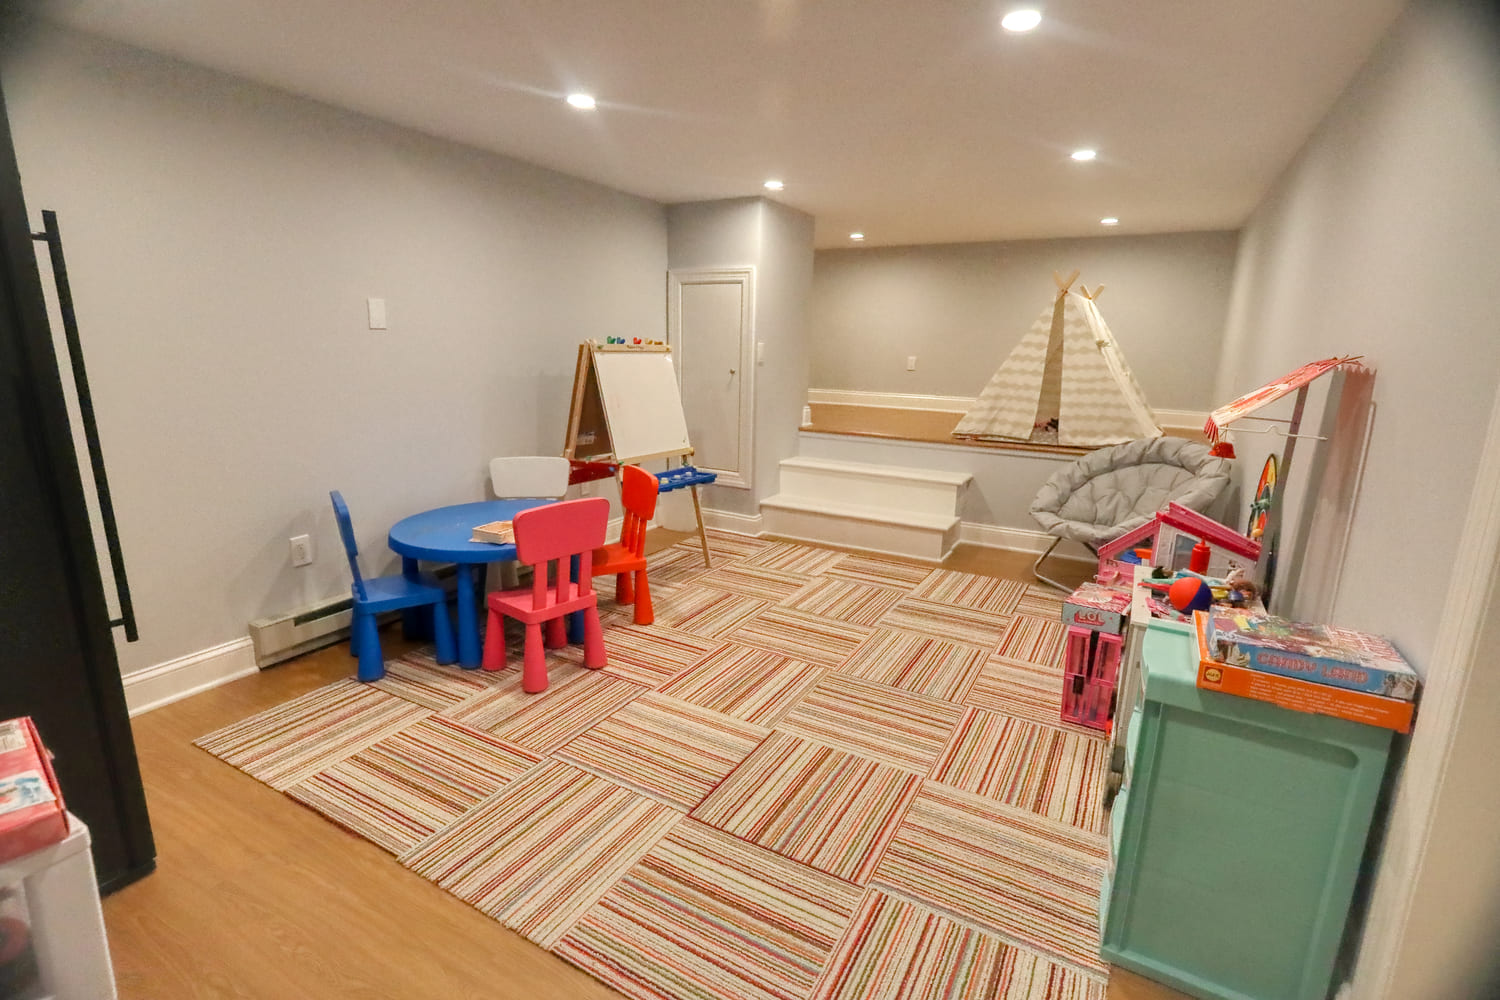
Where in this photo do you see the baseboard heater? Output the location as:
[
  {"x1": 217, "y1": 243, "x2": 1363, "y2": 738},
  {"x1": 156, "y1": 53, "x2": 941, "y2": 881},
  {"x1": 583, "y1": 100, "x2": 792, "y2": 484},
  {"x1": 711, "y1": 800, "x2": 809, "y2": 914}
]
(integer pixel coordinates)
[{"x1": 248, "y1": 565, "x2": 466, "y2": 669}]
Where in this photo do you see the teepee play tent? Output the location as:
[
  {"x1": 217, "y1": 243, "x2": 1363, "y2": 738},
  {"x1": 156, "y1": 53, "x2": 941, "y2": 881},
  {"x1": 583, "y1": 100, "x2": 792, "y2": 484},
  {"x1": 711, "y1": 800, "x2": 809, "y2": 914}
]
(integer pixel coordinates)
[{"x1": 953, "y1": 271, "x2": 1162, "y2": 447}]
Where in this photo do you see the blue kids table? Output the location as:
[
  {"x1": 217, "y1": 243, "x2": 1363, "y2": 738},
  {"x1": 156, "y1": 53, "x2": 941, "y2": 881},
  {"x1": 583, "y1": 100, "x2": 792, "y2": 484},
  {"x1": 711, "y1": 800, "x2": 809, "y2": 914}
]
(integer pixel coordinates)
[{"x1": 388, "y1": 498, "x2": 554, "y2": 668}]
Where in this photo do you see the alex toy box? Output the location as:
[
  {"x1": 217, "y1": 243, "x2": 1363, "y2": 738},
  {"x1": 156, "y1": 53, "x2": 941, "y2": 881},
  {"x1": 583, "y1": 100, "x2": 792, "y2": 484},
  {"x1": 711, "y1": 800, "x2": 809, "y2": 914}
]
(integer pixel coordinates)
[
  {"x1": 0, "y1": 717, "x2": 68, "y2": 864},
  {"x1": 1206, "y1": 612, "x2": 1419, "y2": 702},
  {"x1": 1195, "y1": 614, "x2": 1415, "y2": 733}
]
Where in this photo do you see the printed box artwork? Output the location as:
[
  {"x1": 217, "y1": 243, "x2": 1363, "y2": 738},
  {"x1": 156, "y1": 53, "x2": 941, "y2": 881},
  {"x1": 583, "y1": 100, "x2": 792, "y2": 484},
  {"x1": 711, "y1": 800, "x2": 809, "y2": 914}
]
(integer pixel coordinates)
[
  {"x1": 1207, "y1": 612, "x2": 1419, "y2": 702},
  {"x1": 1195, "y1": 614, "x2": 1414, "y2": 733},
  {"x1": 0, "y1": 717, "x2": 68, "y2": 864},
  {"x1": 1063, "y1": 583, "x2": 1132, "y2": 635}
]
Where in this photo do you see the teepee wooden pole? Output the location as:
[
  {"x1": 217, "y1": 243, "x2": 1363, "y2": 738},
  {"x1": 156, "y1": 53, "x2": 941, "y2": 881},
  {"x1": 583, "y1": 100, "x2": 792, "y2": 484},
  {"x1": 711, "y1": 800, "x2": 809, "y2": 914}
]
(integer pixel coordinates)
[{"x1": 1053, "y1": 269, "x2": 1080, "y2": 294}]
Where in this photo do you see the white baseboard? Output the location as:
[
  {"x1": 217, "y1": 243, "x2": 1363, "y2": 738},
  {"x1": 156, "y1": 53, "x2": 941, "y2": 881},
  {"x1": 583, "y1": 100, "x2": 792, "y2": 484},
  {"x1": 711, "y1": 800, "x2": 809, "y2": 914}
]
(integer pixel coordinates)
[
  {"x1": 958, "y1": 522, "x2": 1094, "y2": 561},
  {"x1": 124, "y1": 518, "x2": 635, "y2": 718},
  {"x1": 808, "y1": 388, "x2": 1207, "y2": 431},
  {"x1": 700, "y1": 508, "x2": 765, "y2": 536},
  {"x1": 123, "y1": 637, "x2": 258, "y2": 717},
  {"x1": 808, "y1": 388, "x2": 974, "y2": 412}
]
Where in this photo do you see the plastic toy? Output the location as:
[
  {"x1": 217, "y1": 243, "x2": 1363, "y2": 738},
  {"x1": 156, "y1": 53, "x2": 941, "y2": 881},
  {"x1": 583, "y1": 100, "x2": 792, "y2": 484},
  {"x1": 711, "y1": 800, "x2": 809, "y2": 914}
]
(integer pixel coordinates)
[
  {"x1": 1096, "y1": 503, "x2": 1261, "y2": 586},
  {"x1": 1224, "y1": 567, "x2": 1260, "y2": 608},
  {"x1": 1168, "y1": 576, "x2": 1214, "y2": 613},
  {"x1": 1248, "y1": 454, "x2": 1277, "y2": 541}
]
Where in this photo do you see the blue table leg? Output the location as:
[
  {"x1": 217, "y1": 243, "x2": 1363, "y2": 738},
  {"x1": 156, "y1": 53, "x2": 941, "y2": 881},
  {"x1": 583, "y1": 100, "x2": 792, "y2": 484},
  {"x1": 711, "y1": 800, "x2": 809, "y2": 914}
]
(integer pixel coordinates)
[
  {"x1": 400, "y1": 557, "x2": 431, "y2": 640},
  {"x1": 455, "y1": 563, "x2": 481, "y2": 669},
  {"x1": 568, "y1": 553, "x2": 585, "y2": 644}
]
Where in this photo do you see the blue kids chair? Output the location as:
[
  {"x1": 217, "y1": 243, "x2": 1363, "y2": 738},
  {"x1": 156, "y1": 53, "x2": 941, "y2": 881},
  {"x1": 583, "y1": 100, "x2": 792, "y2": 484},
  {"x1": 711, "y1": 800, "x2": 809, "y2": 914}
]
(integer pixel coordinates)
[{"x1": 330, "y1": 490, "x2": 456, "y2": 681}]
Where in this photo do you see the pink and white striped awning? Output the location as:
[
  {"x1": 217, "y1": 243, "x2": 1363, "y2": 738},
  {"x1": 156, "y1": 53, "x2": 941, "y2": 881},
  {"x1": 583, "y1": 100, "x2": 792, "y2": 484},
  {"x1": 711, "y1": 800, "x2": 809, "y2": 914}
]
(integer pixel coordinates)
[{"x1": 1204, "y1": 356, "x2": 1364, "y2": 443}]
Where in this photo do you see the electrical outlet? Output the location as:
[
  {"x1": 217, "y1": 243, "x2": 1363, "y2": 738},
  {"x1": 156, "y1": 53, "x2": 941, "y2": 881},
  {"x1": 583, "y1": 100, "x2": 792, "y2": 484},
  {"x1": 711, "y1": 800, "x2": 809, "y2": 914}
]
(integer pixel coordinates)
[
  {"x1": 907, "y1": 355, "x2": 917, "y2": 371},
  {"x1": 289, "y1": 534, "x2": 314, "y2": 567}
]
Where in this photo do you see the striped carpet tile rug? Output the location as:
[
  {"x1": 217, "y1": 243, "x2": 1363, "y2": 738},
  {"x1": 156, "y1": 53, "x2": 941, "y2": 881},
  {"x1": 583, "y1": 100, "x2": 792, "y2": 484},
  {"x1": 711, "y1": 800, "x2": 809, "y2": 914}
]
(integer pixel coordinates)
[{"x1": 197, "y1": 536, "x2": 1113, "y2": 1000}]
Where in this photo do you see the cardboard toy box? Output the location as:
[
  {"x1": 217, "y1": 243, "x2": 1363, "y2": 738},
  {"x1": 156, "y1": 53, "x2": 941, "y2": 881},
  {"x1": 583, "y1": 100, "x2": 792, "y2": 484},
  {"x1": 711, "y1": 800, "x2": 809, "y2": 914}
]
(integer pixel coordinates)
[
  {"x1": 1063, "y1": 583, "x2": 1132, "y2": 635},
  {"x1": 0, "y1": 717, "x2": 68, "y2": 864},
  {"x1": 1194, "y1": 614, "x2": 1415, "y2": 733},
  {"x1": 1207, "y1": 611, "x2": 1419, "y2": 702}
]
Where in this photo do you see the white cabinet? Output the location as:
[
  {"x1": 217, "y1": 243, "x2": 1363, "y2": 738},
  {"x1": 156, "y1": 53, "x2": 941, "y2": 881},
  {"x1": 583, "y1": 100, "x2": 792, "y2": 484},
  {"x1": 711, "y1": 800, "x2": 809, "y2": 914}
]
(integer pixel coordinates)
[{"x1": 0, "y1": 814, "x2": 117, "y2": 1000}]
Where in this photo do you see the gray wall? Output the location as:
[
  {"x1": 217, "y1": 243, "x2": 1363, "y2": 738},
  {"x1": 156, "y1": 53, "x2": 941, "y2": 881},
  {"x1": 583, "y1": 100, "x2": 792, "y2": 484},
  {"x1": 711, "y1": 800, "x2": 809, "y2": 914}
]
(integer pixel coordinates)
[
  {"x1": 4, "y1": 27, "x2": 668, "y2": 674},
  {"x1": 665, "y1": 198, "x2": 814, "y2": 516},
  {"x1": 1215, "y1": 0, "x2": 1500, "y2": 671},
  {"x1": 809, "y1": 231, "x2": 1239, "y2": 411},
  {"x1": 1210, "y1": 2, "x2": 1500, "y2": 996}
]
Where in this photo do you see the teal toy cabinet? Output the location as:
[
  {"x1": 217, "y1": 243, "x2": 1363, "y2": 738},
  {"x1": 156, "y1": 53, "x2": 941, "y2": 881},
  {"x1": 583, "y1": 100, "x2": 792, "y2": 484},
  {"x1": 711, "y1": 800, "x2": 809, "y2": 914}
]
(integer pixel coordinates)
[{"x1": 1101, "y1": 620, "x2": 1394, "y2": 1000}]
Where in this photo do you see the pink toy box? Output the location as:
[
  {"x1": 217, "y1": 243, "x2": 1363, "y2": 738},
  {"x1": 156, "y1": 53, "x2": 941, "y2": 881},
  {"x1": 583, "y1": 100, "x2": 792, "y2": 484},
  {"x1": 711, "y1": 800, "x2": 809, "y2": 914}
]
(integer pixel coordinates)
[
  {"x1": 0, "y1": 717, "x2": 67, "y2": 865},
  {"x1": 1061, "y1": 583, "x2": 1128, "y2": 733},
  {"x1": 1063, "y1": 582, "x2": 1131, "y2": 635},
  {"x1": 1062, "y1": 627, "x2": 1122, "y2": 732}
]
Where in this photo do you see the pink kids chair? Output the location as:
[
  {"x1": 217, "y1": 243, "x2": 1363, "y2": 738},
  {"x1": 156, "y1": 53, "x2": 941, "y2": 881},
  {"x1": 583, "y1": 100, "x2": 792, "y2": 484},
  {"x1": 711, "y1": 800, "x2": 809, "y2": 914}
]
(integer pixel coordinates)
[{"x1": 481, "y1": 496, "x2": 608, "y2": 692}]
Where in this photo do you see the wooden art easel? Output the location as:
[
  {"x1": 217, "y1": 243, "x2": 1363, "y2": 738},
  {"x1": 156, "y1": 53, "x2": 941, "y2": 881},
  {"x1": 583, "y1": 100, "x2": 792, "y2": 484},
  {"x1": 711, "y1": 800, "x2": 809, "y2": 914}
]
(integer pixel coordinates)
[{"x1": 563, "y1": 340, "x2": 714, "y2": 567}]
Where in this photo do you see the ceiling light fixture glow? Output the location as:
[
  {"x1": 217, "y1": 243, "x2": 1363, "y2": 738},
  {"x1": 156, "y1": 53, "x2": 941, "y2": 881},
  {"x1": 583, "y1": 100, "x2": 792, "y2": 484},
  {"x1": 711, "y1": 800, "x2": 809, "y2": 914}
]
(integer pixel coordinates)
[
  {"x1": 565, "y1": 93, "x2": 597, "y2": 110},
  {"x1": 1001, "y1": 8, "x2": 1043, "y2": 32},
  {"x1": 763, "y1": 179, "x2": 785, "y2": 191},
  {"x1": 1070, "y1": 148, "x2": 1097, "y2": 162},
  {"x1": 1100, "y1": 217, "x2": 1120, "y2": 226},
  {"x1": 849, "y1": 232, "x2": 865, "y2": 241}
]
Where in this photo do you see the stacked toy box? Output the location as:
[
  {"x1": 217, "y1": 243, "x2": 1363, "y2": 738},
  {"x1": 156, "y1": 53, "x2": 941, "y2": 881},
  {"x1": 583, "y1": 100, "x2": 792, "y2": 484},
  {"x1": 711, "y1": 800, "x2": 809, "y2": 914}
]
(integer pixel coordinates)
[
  {"x1": 1062, "y1": 583, "x2": 1130, "y2": 732},
  {"x1": 1194, "y1": 612, "x2": 1418, "y2": 732}
]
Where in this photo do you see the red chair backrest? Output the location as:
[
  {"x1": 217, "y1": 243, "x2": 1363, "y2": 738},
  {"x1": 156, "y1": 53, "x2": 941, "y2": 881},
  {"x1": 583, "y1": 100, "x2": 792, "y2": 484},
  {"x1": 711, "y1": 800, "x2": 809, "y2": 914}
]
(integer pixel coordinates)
[
  {"x1": 513, "y1": 497, "x2": 610, "y2": 608},
  {"x1": 619, "y1": 465, "x2": 658, "y2": 558}
]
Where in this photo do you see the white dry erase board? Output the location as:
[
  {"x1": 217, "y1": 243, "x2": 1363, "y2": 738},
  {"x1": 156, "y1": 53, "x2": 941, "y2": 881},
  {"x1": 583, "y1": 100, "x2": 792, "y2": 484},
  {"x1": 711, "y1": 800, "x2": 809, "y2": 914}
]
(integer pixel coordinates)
[{"x1": 563, "y1": 343, "x2": 693, "y2": 465}]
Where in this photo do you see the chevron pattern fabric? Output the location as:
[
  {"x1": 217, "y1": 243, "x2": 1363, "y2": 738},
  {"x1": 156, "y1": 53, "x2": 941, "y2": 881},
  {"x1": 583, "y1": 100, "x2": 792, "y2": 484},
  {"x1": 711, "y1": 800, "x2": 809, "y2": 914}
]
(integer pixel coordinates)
[
  {"x1": 954, "y1": 289, "x2": 1161, "y2": 446},
  {"x1": 953, "y1": 300, "x2": 1052, "y2": 441}
]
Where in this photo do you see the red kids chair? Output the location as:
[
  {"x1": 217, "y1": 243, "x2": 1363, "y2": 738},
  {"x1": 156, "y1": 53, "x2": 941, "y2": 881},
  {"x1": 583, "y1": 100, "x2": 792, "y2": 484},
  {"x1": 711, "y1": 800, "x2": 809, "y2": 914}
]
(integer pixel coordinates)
[
  {"x1": 591, "y1": 464, "x2": 657, "y2": 625},
  {"x1": 482, "y1": 496, "x2": 608, "y2": 692}
]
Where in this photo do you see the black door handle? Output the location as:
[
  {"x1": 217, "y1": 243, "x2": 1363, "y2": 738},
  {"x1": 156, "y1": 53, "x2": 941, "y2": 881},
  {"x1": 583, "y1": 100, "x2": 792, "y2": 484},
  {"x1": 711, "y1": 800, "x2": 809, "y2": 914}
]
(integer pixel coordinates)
[{"x1": 32, "y1": 210, "x2": 137, "y2": 642}]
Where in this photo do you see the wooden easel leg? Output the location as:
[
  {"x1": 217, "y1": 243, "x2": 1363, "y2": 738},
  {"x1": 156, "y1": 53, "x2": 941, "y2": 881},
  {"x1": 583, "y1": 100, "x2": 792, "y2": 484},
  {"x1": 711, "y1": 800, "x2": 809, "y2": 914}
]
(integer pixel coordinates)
[{"x1": 690, "y1": 485, "x2": 712, "y2": 568}]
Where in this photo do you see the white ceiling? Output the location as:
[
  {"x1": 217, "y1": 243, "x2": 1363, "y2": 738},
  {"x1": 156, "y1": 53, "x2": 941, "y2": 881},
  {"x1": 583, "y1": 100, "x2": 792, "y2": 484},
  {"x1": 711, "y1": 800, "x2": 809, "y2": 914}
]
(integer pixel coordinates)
[{"x1": 46, "y1": 0, "x2": 1407, "y2": 248}]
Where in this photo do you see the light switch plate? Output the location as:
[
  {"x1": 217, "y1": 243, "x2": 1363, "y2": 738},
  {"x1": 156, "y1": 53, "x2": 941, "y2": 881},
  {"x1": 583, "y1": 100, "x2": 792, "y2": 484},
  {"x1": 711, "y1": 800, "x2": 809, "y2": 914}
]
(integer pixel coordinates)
[{"x1": 367, "y1": 297, "x2": 387, "y2": 330}]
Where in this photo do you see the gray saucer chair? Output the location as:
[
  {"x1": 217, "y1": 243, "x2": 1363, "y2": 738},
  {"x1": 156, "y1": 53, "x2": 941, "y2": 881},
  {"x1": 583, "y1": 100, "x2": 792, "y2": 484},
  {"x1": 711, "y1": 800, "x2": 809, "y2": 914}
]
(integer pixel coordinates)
[{"x1": 1028, "y1": 437, "x2": 1233, "y2": 591}]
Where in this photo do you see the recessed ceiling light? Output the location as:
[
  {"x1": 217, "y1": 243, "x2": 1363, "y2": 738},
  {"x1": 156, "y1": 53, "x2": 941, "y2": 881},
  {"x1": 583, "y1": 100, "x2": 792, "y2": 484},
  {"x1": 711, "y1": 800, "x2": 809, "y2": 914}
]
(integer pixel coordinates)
[
  {"x1": 849, "y1": 232, "x2": 865, "y2": 241},
  {"x1": 565, "y1": 93, "x2": 597, "y2": 110},
  {"x1": 764, "y1": 179, "x2": 785, "y2": 191},
  {"x1": 1071, "y1": 148, "x2": 1097, "y2": 162},
  {"x1": 1001, "y1": 8, "x2": 1043, "y2": 32},
  {"x1": 1100, "y1": 217, "x2": 1120, "y2": 226}
]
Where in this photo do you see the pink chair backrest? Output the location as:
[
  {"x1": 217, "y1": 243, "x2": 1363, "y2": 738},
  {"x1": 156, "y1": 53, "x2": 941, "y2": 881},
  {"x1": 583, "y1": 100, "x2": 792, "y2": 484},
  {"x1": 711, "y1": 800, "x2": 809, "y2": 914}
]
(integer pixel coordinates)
[{"x1": 514, "y1": 497, "x2": 610, "y2": 608}]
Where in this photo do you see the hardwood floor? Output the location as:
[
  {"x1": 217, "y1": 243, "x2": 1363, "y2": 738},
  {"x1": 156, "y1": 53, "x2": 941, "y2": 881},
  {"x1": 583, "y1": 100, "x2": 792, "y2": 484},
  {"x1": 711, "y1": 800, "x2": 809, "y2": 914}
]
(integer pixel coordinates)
[{"x1": 101, "y1": 531, "x2": 1186, "y2": 1000}]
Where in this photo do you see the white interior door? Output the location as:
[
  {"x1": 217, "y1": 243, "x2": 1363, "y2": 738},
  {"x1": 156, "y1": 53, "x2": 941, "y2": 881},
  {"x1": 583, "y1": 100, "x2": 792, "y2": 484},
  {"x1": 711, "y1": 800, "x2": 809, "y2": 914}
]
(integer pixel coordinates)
[{"x1": 668, "y1": 267, "x2": 755, "y2": 489}]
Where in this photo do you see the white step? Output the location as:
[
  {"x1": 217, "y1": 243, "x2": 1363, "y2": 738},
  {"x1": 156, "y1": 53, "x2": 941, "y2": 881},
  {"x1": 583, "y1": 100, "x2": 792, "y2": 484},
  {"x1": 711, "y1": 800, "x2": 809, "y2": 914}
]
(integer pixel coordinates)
[
  {"x1": 760, "y1": 494, "x2": 961, "y2": 562},
  {"x1": 776, "y1": 456, "x2": 971, "y2": 518}
]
